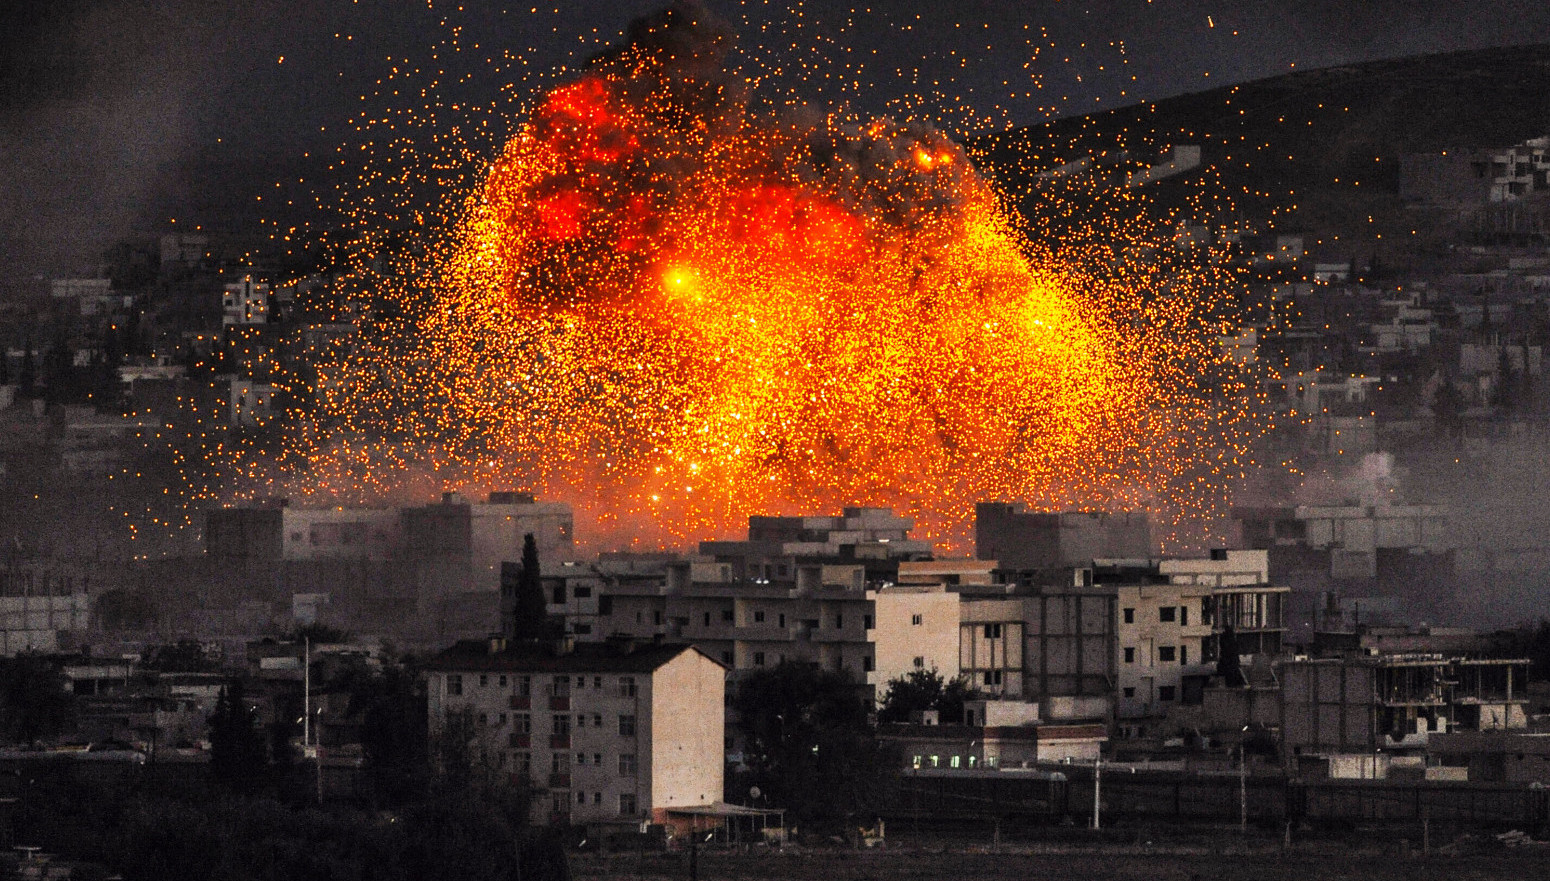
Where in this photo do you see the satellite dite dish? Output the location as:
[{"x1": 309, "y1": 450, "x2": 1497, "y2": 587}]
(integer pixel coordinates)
[{"x1": 749, "y1": 786, "x2": 762, "y2": 799}]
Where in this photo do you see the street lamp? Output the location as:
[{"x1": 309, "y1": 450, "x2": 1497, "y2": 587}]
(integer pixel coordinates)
[{"x1": 1239, "y1": 725, "x2": 1250, "y2": 834}]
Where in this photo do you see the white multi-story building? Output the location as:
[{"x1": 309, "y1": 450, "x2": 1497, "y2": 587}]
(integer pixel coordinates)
[{"x1": 424, "y1": 638, "x2": 724, "y2": 830}]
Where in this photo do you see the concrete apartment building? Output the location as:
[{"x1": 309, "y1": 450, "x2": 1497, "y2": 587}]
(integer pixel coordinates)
[
  {"x1": 974, "y1": 504, "x2": 1151, "y2": 569},
  {"x1": 424, "y1": 637, "x2": 724, "y2": 830},
  {"x1": 203, "y1": 492, "x2": 574, "y2": 644},
  {"x1": 1101, "y1": 550, "x2": 1290, "y2": 731},
  {"x1": 945, "y1": 568, "x2": 1116, "y2": 719},
  {"x1": 208, "y1": 492, "x2": 573, "y2": 573},
  {"x1": 881, "y1": 698, "x2": 1107, "y2": 771},
  {"x1": 536, "y1": 554, "x2": 960, "y2": 698},
  {"x1": 1279, "y1": 654, "x2": 1528, "y2": 770},
  {"x1": 1233, "y1": 502, "x2": 1453, "y2": 633}
]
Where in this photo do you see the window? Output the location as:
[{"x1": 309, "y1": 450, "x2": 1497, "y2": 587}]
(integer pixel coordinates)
[
  {"x1": 704, "y1": 612, "x2": 712, "y2": 626},
  {"x1": 1123, "y1": 647, "x2": 1135, "y2": 664},
  {"x1": 835, "y1": 615, "x2": 843, "y2": 629},
  {"x1": 1159, "y1": 606, "x2": 1176, "y2": 623},
  {"x1": 577, "y1": 791, "x2": 586, "y2": 805},
  {"x1": 553, "y1": 584, "x2": 567, "y2": 604},
  {"x1": 575, "y1": 624, "x2": 592, "y2": 635},
  {"x1": 552, "y1": 677, "x2": 570, "y2": 698},
  {"x1": 619, "y1": 676, "x2": 637, "y2": 697},
  {"x1": 721, "y1": 609, "x2": 734, "y2": 622},
  {"x1": 497, "y1": 713, "x2": 507, "y2": 726},
  {"x1": 950, "y1": 755, "x2": 961, "y2": 769},
  {"x1": 911, "y1": 614, "x2": 923, "y2": 626},
  {"x1": 594, "y1": 792, "x2": 603, "y2": 805},
  {"x1": 619, "y1": 753, "x2": 637, "y2": 775},
  {"x1": 1158, "y1": 646, "x2": 1176, "y2": 663},
  {"x1": 984, "y1": 624, "x2": 1002, "y2": 639},
  {"x1": 594, "y1": 753, "x2": 602, "y2": 766},
  {"x1": 478, "y1": 712, "x2": 488, "y2": 726},
  {"x1": 862, "y1": 656, "x2": 875, "y2": 672},
  {"x1": 983, "y1": 670, "x2": 1003, "y2": 686},
  {"x1": 1123, "y1": 607, "x2": 1135, "y2": 624},
  {"x1": 515, "y1": 752, "x2": 531, "y2": 773},
  {"x1": 1180, "y1": 605, "x2": 1189, "y2": 626},
  {"x1": 620, "y1": 793, "x2": 638, "y2": 816},
  {"x1": 553, "y1": 714, "x2": 571, "y2": 736},
  {"x1": 552, "y1": 752, "x2": 565, "y2": 773},
  {"x1": 447, "y1": 675, "x2": 462, "y2": 696},
  {"x1": 499, "y1": 675, "x2": 507, "y2": 688},
  {"x1": 619, "y1": 715, "x2": 637, "y2": 736},
  {"x1": 576, "y1": 753, "x2": 586, "y2": 766},
  {"x1": 593, "y1": 714, "x2": 602, "y2": 727},
  {"x1": 864, "y1": 615, "x2": 874, "y2": 629},
  {"x1": 574, "y1": 586, "x2": 591, "y2": 598},
  {"x1": 653, "y1": 611, "x2": 664, "y2": 625},
  {"x1": 599, "y1": 596, "x2": 613, "y2": 615},
  {"x1": 720, "y1": 651, "x2": 732, "y2": 665},
  {"x1": 1122, "y1": 687, "x2": 1135, "y2": 698},
  {"x1": 1158, "y1": 685, "x2": 1176, "y2": 701},
  {"x1": 516, "y1": 676, "x2": 531, "y2": 697},
  {"x1": 576, "y1": 715, "x2": 586, "y2": 728},
  {"x1": 754, "y1": 610, "x2": 766, "y2": 623},
  {"x1": 912, "y1": 755, "x2": 923, "y2": 769},
  {"x1": 479, "y1": 674, "x2": 489, "y2": 688},
  {"x1": 913, "y1": 656, "x2": 925, "y2": 669},
  {"x1": 575, "y1": 676, "x2": 585, "y2": 690},
  {"x1": 514, "y1": 714, "x2": 531, "y2": 733},
  {"x1": 753, "y1": 652, "x2": 766, "y2": 666},
  {"x1": 1180, "y1": 646, "x2": 1188, "y2": 665},
  {"x1": 778, "y1": 614, "x2": 786, "y2": 627}
]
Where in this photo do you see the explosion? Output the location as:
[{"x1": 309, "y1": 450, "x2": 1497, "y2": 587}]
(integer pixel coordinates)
[{"x1": 276, "y1": 3, "x2": 1262, "y2": 549}]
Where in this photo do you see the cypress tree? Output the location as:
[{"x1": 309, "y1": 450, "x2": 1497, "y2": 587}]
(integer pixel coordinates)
[{"x1": 510, "y1": 533, "x2": 552, "y2": 641}]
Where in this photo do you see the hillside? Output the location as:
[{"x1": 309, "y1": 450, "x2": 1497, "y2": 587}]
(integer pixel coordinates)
[{"x1": 973, "y1": 44, "x2": 1550, "y2": 266}]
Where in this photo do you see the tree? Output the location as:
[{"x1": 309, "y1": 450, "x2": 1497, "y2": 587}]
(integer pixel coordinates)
[
  {"x1": 349, "y1": 662, "x2": 431, "y2": 805},
  {"x1": 287, "y1": 622, "x2": 351, "y2": 645},
  {"x1": 509, "y1": 533, "x2": 552, "y2": 641},
  {"x1": 0, "y1": 654, "x2": 75, "y2": 746},
  {"x1": 1494, "y1": 345, "x2": 1519, "y2": 411},
  {"x1": 17, "y1": 345, "x2": 35, "y2": 397},
  {"x1": 877, "y1": 668, "x2": 979, "y2": 724},
  {"x1": 145, "y1": 639, "x2": 218, "y2": 673},
  {"x1": 733, "y1": 661, "x2": 892, "y2": 832},
  {"x1": 1432, "y1": 377, "x2": 1464, "y2": 440},
  {"x1": 209, "y1": 680, "x2": 267, "y2": 793},
  {"x1": 1216, "y1": 626, "x2": 1245, "y2": 687}
]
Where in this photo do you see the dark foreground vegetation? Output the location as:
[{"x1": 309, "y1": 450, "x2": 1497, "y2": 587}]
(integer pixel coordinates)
[{"x1": 3, "y1": 776, "x2": 567, "y2": 881}]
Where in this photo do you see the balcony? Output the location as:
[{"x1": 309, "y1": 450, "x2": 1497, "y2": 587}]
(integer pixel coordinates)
[
  {"x1": 550, "y1": 734, "x2": 571, "y2": 749},
  {"x1": 509, "y1": 695, "x2": 531, "y2": 710},
  {"x1": 548, "y1": 772, "x2": 571, "y2": 789},
  {"x1": 549, "y1": 695, "x2": 571, "y2": 711}
]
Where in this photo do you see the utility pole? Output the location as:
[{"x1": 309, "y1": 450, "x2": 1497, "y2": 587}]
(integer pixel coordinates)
[
  {"x1": 1239, "y1": 744, "x2": 1248, "y2": 834},
  {"x1": 1092, "y1": 757, "x2": 1102, "y2": 830},
  {"x1": 303, "y1": 637, "x2": 311, "y2": 750}
]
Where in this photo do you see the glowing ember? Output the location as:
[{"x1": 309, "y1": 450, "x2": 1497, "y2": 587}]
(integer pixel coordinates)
[{"x1": 244, "y1": 4, "x2": 1264, "y2": 551}]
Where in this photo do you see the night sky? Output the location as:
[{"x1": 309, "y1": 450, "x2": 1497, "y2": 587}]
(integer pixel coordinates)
[{"x1": 4, "y1": 0, "x2": 1550, "y2": 281}]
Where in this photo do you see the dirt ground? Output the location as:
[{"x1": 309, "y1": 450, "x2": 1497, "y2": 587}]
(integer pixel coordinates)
[{"x1": 571, "y1": 840, "x2": 1550, "y2": 881}]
